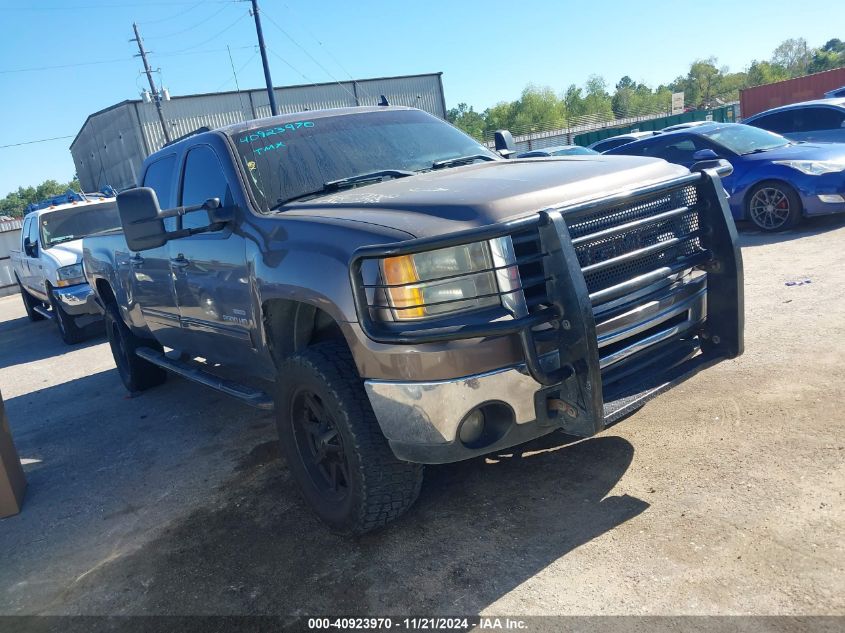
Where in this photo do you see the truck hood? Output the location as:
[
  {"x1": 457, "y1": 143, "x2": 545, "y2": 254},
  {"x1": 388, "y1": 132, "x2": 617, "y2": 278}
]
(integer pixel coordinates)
[
  {"x1": 280, "y1": 156, "x2": 690, "y2": 238},
  {"x1": 41, "y1": 239, "x2": 83, "y2": 268}
]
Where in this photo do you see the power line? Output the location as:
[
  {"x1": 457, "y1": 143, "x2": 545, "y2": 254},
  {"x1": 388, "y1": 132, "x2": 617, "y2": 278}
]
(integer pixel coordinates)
[
  {"x1": 213, "y1": 49, "x2": 259, "y2": 92},
  {"x1": 0, "y1": 45, "x2": 254, "y2": 74},
  {"x1": 0, "y1": 2, "x2": 231, "y2": 10},
  {"x1": 259, "y1": 8, "x2": 358, "y2": 102},
  {"x1": 279, "y1": 1, "x2": 372, "y2": 100},
  {"x1": 138, "y1": 0, "x2": 206, "y2": 26},
  {"x1": 267, "y1": 48, "x2": 315, "y2": 85},
  {"x1": 0, "y1": 57, "x2": 132, "y2": 74},
  {"x1": 144, "y1": 3, "x2": 230, "y2": 39},
  {"x1": 158, "y1": 10, "x2": 250, "y2": 55},
  {"x1": 1, "y1": 135, "x2": 74, "y2": 149}
]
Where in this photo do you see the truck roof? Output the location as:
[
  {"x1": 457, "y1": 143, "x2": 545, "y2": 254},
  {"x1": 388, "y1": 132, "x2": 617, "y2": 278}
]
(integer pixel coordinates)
[{"x1": 23, "y1": 196, "x2": 116, "y2": 221}]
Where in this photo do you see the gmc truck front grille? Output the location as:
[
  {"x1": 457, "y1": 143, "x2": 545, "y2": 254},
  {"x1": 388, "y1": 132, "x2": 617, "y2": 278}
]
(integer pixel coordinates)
[{"x1": 512, "y1": 182, "x2": 709, "y2": 377}]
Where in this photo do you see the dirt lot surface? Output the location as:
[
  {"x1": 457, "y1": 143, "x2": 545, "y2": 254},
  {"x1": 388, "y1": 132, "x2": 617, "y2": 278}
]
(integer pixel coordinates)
[{"x1": 0, "y1": 219, "x2": 843, "y2": 618}]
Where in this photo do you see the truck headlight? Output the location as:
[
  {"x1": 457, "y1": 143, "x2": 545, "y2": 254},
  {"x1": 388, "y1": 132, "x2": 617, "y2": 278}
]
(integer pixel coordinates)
[
  {"x1": 380, "y1": 241, "x2": 501, "y2": 320},
  {"x1": 56, "y1": 263, "x2": 85, "y2": 287},
  {"x1": 772, "y1": 159, "x2": 845, "y2": 175}
]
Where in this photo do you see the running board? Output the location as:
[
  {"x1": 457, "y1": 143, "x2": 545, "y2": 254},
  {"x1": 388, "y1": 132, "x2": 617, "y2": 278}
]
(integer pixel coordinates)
[
  {"x1": 134, "y1": 347, "x2": 275, "y2": 410},
  {"x1": 33, "y1": 305, "x2": 54, "y2": 320}
]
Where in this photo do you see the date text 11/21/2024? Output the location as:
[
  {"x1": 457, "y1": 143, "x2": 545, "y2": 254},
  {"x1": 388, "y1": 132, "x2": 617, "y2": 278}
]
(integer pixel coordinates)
[{"x1": 306, "y1": 617, "x2": 528, "y2": 630}]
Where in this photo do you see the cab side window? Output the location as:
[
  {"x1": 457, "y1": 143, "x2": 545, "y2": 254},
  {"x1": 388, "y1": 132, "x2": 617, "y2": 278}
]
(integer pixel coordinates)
[
  {"x1": 179, "y1": 146, "x2": 233, "y2": 231},
  {"x1": 21, "y1": 217, "x2": 31, "y2": 247},
  {"x1": 797, "y1": 107, "x2": 845, "y2": 131},
  {"x1": 26, "y1": 216, "x2": 39, "y2": 246},
  {"x1": 143, "y1": 154, "x2": 178, "y2": 232},
  {"x1": 750, "y1": 111, "x2": 797, "y2": 134},
  {"x1": 142, "y1": 154, "x2": 177, "y2": 208}
]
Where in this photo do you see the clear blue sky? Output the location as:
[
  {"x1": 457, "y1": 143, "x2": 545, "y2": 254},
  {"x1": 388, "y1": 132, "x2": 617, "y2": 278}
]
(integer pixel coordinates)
[{"x1": 0, "y1": 0, "x2": 842, "y2": 195}]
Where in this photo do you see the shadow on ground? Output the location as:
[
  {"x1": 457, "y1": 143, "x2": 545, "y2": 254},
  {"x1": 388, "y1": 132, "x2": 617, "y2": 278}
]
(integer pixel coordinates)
[
  {"x1": 57, "y1": 429, "x2": 646, "y2": 616},
  {"x1": 737, "y1": 214, "x2": 845, "y2": 247},
  {"x1": 0, "y1": 309, "x2": 104, "y2": 369}
]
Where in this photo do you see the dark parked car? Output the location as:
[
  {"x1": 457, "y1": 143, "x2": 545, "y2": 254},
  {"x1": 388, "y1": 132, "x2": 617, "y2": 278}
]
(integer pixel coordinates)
[
  {"x1": 588, "y1": 131, "x2": 661, "y2": 153},
  {"x1": 743, "y1": 99, "x2": 845, "y2": 144},
  {"x1": 516, "y1": 145, "x2": 598, "y2": 158},
  {"x1": 83, "y1": 107, "x2": 743, "y2": 533},
  {"x1": 824, "y1": 86, "x2": 845, "y2": 98},
  {"x1": 606, "y1": 122, "x2": 845, "y2": 231},
  {"x1": 661, "y1": 121, "x2": 715, "y2": 133}
]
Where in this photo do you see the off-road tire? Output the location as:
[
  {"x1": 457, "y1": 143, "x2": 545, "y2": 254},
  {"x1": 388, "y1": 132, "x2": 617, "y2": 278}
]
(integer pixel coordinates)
[
  {"x1": 275, "y1": 341, "x2": 424, "y2": 534},
  {"x1": 746, "y1": 181, "x2": 802, "y2": 232},
  {"x1": 49, "y1": 287, "x2": 85, "y2": 345},
  {"x1": 104, "y1": 304, "x2": 166, "y2": 392},
  {"x1": 18, "y1": 279, "x2": 45, "y2": 322}
]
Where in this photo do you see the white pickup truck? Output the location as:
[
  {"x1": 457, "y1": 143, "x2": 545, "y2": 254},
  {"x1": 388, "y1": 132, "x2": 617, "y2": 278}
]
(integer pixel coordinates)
[{"x1": 11, "y1": 194, "x2": 120, "y2": 344}]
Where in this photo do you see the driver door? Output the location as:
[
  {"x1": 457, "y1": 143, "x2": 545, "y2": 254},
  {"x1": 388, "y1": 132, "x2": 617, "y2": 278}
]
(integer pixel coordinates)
[{"x1": 169, "y1": 143, "x2": 254, "y2": 365}]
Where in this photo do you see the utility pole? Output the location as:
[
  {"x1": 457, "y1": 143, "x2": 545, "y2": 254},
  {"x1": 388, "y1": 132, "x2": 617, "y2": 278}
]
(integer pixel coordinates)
[
  {"x1": 131, "y1": 22, "x2": 172, "y2": 144},
  {"x1": 249, "y1": 0, "x2": 279, "y2": 116}
]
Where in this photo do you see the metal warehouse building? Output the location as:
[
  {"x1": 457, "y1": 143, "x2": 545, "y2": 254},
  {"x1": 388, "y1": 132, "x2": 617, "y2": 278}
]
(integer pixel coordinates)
[{"x1": 70, "y1": 72, "x2": 447, "y2": 192}]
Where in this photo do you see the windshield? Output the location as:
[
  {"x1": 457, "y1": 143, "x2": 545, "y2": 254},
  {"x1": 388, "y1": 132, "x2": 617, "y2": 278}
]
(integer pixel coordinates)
[
  {"x1": 553, "y1": 147, "x2": 597, "y2": 156},
  {"x1": 702, "y1": 125, "x2": 790, "y2": 155},
  {"x1": 230, "y1": 109, "x2": 498, "y2": 212},
  {"x1": 40, "y1": 201, "x2": 120, "y2": 248}
]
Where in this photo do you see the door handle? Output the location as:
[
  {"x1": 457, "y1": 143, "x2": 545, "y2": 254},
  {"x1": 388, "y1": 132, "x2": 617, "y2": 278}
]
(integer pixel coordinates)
[
  {"x1": 170, "y1": 255, "x2": 189, "y2": 268},
  {"x1": 130, "y1": 254, "x2": 144, "y2": 266}
]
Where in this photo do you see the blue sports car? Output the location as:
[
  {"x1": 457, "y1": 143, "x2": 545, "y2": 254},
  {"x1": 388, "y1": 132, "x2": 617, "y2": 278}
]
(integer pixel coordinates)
[{"x1": 606, "y1": 122, "x2": 845, "y2": 231}]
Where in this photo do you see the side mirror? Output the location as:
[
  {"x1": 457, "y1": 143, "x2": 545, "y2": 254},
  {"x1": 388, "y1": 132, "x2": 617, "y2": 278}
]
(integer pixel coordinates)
[
  {"x1": 692, "y1": 149, "x2": 720, "y2": 161},
  {"x1": 494, "y1": 130, "x2": 516, "y2": 159},
  {"x1": 691, "y1": 157, "x2": 734, "y2": 178},
  {"x1": 118, "y1": 190, "x2": 231, "y2": 252},
  {"x1": 202, "y1": 198, "x2": 233, "y2": 224},
  {"x1": 117, "y1": 187, "x2": 168, "y2": 252},
  {"x1": 23, "y1": 237, "x2": 37, "y2": 257}
]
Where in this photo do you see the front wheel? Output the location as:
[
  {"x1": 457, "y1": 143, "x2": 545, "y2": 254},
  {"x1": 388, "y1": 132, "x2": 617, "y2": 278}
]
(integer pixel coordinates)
[
  {"x1": 49, "y1": 288, "x2": 85, "y2": 345},
  {"x1": 746, "y1": 181, "x2": 802, "y2": 231},
  {"x1": 275, "y1": 341, "x2": 424, "y2": 534},
  {"x1": 104, "y1": 304, "x2": 166, "y2": 393}
]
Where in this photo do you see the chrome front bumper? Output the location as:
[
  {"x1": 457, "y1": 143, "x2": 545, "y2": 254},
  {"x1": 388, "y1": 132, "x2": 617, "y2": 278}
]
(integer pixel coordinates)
[
  {"x1": 54, "y1": 282, "x2": 100, "y2": 316},
  {"x1": 366, "y1": 273, "x2": 708, "y2": 464}
]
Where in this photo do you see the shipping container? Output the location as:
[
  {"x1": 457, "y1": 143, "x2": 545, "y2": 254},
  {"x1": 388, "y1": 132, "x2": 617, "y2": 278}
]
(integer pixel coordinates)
[{"x1": 740, "y1": 67, "x2": 845, "y2": 118}]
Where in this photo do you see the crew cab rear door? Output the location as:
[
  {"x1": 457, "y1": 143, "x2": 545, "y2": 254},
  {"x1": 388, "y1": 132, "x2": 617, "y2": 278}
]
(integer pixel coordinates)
[
  {"x1": 169, "y1": 142, "x2": 254, "y2": 365},
  {"x1": 130, "y1": 153, "x2": 183, "y2": 348}
]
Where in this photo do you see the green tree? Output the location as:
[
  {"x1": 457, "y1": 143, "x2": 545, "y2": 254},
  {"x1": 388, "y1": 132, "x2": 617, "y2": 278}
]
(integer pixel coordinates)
[
  {"x1": 0, "y1": 177, "x2": 81, "y2": 218},
  {"x1": 745, "y1": 60, "x2": 789, "y2": 87},
  {"x1": 509, "y1": 84, "x2": 566, "y2": 133},
  {"x1": 446, "y1": 103, "x2": 486, "y2": 140},
  {"x1": 772, "y1": 37, "x2": 812, "y2": 77},
  {"x1": 807, "y1": 38, "x2": 845, "y2": 73}
]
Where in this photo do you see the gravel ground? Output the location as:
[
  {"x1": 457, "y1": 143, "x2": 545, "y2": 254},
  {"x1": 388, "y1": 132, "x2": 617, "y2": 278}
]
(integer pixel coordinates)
[{"x1": 0, "y1": 218, "x2": 843, "y2": 617}]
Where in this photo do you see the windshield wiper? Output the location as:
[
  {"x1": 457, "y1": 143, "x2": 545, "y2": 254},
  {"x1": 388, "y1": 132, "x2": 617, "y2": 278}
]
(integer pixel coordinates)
[
  {"x1": 742, "y1": 145, "x2": 788, "y2": 155},
  {"x1": 431, "y1": 154, "x2": 496, "y2": 170},
  {"x1": 272, "y1": 169, "x2": 416, "y2": 209},
  {"x1": 48, "y1": 235, "x2": 77, "y2": 245}
]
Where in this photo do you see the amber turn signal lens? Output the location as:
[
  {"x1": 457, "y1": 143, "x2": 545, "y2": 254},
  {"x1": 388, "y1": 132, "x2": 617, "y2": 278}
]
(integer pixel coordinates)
[{"x1": 381, "y1": 255, "x2": 424, "y2": 319}]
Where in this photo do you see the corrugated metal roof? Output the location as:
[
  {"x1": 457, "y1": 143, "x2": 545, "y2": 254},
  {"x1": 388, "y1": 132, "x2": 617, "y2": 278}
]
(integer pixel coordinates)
[{"x1": 0, "y1": 219, "x2": 23, "y2": 233}]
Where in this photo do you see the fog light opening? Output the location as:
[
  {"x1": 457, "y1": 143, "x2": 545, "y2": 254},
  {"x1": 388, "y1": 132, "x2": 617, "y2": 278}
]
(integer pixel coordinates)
[
  {"x1": 818, "y1": 194, "x2": 845, "y2": 204},
  {"x1": 457, "y1": 402, "x2": 515, "y2": 449},
  {"x1": 459, "y1": 409, "x2": 485, "y2": 446}
]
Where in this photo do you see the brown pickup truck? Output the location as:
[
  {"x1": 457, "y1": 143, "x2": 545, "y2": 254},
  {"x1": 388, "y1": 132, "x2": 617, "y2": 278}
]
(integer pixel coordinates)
[{"x1": 83, "y1": 106, "x2": 743, "y2": 533}]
